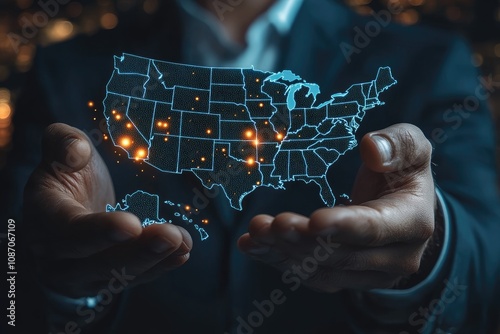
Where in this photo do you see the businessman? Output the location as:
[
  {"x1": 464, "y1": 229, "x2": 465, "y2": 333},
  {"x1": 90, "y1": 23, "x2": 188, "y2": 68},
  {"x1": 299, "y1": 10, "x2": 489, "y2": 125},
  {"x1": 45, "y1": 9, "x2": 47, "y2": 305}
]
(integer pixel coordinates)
[{"x1": 4, "y1": 0, "x2": 500, "y2": 333}]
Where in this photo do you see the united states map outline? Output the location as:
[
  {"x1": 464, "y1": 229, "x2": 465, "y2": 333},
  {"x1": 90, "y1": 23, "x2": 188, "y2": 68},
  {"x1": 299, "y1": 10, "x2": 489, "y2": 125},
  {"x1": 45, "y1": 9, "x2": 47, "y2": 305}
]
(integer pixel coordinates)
[{"x1": 103, "y1": 53, "x2": 397, "y2": 210}]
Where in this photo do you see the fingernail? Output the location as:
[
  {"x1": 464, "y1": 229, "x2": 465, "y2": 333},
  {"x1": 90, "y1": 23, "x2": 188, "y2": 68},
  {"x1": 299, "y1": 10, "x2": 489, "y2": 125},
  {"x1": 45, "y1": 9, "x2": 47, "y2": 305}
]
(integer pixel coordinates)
[
  {"x1": 149, "y1": 238, "x2": 172, "y2": 253},
  {"x1": 110, "y1": 230, "x2": 134, "y2": 242},
  {"x1": 371, "y1": 135, "x2": 393, "y2": 165},
  {"x1": 247, "y1": 244, "x2": 271, "y2": 255},
  {"x1": 62, "y1": 137, "x2": 79, "y2": 150}
]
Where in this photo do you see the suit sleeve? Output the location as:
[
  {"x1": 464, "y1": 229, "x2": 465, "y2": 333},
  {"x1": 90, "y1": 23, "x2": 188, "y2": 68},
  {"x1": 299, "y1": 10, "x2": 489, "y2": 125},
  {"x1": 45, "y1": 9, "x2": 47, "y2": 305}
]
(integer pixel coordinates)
[{"x1": 346, "y1": 37, "x2": 500, "y2": 333}]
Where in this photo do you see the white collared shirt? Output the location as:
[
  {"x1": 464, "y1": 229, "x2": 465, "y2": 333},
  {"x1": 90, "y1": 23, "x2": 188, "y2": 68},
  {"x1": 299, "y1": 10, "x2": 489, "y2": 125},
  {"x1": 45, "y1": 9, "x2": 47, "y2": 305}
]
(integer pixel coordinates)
[{"x1": 177, "y1": 0, "x2": 304, "y2": 71}]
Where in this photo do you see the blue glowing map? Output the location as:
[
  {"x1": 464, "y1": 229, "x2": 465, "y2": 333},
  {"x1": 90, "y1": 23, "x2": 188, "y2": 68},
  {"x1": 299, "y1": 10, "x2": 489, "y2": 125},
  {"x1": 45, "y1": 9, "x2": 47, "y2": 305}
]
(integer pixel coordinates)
[{"x1": 103, "y1": 54, "x2": 396, "y2": 238}]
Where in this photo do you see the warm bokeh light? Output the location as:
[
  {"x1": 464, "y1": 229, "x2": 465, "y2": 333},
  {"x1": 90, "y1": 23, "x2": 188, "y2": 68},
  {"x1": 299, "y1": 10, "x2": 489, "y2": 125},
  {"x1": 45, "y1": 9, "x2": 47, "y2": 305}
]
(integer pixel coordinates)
[
  {"x1": 277, "y1": 133, "x2": 284, "y2": 140},
  {"x1": 100, "y1": 13, "x2": 118, "y2": 30},
  {"x1": 245, "y1": 130, "x2": 253, "y2": 138},
  {"x1": 247, "y1": 158, "x2": 255, "y2": 165},
  {"x1": 0, "y1": 103, "x2": 11, "y2": 120}
]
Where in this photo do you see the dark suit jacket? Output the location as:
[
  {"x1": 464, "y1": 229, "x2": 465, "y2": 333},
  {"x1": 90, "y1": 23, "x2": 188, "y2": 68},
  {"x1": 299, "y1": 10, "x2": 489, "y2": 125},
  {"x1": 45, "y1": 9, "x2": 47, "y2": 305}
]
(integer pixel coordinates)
[{"x1": 3, "y1": 1, "x2": 500, "y2": 333}]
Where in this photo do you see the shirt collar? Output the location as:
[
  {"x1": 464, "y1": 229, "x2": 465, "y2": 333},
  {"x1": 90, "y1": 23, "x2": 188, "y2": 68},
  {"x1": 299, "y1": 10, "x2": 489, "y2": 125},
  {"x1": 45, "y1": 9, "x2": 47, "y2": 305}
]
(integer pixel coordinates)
[{"x1": 176, "y1": 0, "x2": 304, "y2": 39}]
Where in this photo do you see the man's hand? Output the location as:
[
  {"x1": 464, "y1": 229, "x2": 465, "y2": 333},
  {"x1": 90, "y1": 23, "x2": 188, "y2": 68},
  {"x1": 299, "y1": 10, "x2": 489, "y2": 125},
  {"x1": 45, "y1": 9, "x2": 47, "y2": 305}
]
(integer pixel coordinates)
[
  {"x1": 24, "y1": 123, "x2": 192, "y2": 298},
  {"x1": 238, "y1": 123, "x2": 437, "y2": 292}
]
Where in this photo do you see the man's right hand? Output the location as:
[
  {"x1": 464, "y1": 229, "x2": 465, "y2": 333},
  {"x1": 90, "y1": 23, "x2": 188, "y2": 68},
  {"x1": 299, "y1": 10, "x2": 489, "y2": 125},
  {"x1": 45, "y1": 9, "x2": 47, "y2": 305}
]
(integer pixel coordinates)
[{"x1": 23, "y1": 123, "x2": 192, "y2": 298}]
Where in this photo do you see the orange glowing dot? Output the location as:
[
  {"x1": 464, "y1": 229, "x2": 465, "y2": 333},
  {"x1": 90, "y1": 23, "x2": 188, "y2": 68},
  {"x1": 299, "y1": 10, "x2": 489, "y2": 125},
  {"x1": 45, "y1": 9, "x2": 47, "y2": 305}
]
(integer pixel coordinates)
[
  {"x1": 115, "y1": 114, "x2": 121, "y2": 120},
  {"x1": 164, "y1": 137, "x2": 168, "y2": 142},
  {"x1": 135, "y1": 149, "x2": 147, "y2": 160},
  {"x1": 247, "y1": 158, "x2": 255, "y2": 165},
  {"x1": 87, "y1": 101, "x2": 94, "y2": 108},
  {"x1": 126, "y1": 123, "x2": 132, "y2": 129},
  {"x1": 254, "y1": 139, "x2": 259, "y2": 146},
  {"x1": 264, "y1": 121, "x2": 268, "y2": 125},
  {"x1": 277, "y1": 133, "x2": 283, "y2": 140},
  {"x1": 195, "y1": 96, "x2": 200, "y2": 101},
  {"x1": 157, "y1": 121, "x2": 163, "y2": 127},
  {"x1": 259, "y1": 103, "x2": 264, "y2": 108},
  {"x1": 259, "y1": 158, "x2": 264, "y2": 162},
  {"x1": 163, "y1": 123, "x2": 168, "y2": 128},
  {"x1": 120, "y1": 137, "x2": 131, "y2": 147},
  {"x1": 256, "y1": 78, "x2": 260, "y2": 82},
  {"x1": 112, "y1": 110, "x2": 116, "y2": 114},
  {"x1": 245, "y1": 130, "x2": 253, "y2": 138},
  {"x1": 185, "y1": 205, "x2": 191, "y2": 211},
  {"x1": 201, "y1": 157, "x2": 206, "y2": 162},
  {"x1": 206, "y1": 129, "x2": 212, "y2": 134},
  {"x1": 222, "y1": 148, "x2": 226, "y2": 152}
]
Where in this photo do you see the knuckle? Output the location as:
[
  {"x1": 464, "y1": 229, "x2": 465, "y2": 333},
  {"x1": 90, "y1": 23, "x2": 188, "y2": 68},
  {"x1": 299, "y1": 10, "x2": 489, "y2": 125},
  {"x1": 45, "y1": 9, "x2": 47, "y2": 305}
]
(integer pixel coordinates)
[{"x1": 400, "y1": 257, "x2": 421, "y2": 275}]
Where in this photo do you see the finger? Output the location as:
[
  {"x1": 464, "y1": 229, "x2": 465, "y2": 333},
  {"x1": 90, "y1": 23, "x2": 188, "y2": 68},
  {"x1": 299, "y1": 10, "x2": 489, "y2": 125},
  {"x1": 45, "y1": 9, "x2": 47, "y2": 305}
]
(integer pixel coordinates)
[
  {"x1": 360, "y1": 123, "x2": 432, "y2": 173},
  {"x1": 248, "y1": 214, "x2": 275, "y2": 244},
  {"x1": 269, "y1": 212, "x2": 310, "y2": 242},
  {"x1": 44, "y1": 211, "x2": 144, "y2": 260},
  {"x1": 42, "y1": 123, "x2": 93, "y2": 173},
  {"x1": 45, "y1": 223, "x2": 187, "y2": 285},
  {"x1": 309, "y1": 204, "x2": 434, "y2": 246}
]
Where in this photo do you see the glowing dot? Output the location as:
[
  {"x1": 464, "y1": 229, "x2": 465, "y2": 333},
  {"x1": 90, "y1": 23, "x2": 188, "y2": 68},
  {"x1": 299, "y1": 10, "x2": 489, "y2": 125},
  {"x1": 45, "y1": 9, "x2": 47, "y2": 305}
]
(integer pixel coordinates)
[
  {"x1": 157, "y1": 121, "x2": 163, "y2": 127},
  {"x1": 256, "y1": 181, "x2": 261, "y2": 185},
  {"x1": 120, "y1": 137, "x2": 131, "y2": 147},
  {"x1": 222, "y1": 148, "x2": 226, "y2": 152},
  {"x1": 256, "y1": 78, "x2": 260, "y2": 82},
  {"x1": 163, "y1": 123, "x2": 168, "y2": 128},
  {"x1": 259, "y1": 158, "x2": 264, "y2": 162},
  {"x1": 264, "y1": 121, "x2": 268, "y2": 125},
  {"x1": 254, "y1": 139, "x2": 259, "y2": 146},
  {"x1": 247, "y1": 158, "x2": 255, "y2": 165},
  {"x1": 245, "y1": 130, "x2": 253, "y2": 138},
  {"x1": 277, "y1": 133, "x2": 283, "y2": 140},
  {"x1": 206, "y1": 129, "x2": 212, "y2": 134},
  {"x1": 135, "y1": 149, "x2": 147, "y2": 160},
  {"x1": 201, "y1": 157, "x2": 206, "y2": 162},
  {"x1": 115, "y1": 114, "x2": 121, "y2": 120},
  {"x1": 259, "y1": 103, "x2": 264, "y2": 108},
  {"x1": 164, "y1": 137, "x2": 169, "y2": 142},
  {"x1": 185, "y1": 205, "x2": 191, "y2": 211},
  {"x1": 126, "y1": 123, "x2": 132, "y2": 129},
  {"x1": 195, "y1": 96, "x2": 200, "y2": 101},
  {"x1": 112, "y1": 110, "x2": 116, "y2": 114},
  {"x1": 87, "y1": 101, "x2": 94, "y2": 107}
]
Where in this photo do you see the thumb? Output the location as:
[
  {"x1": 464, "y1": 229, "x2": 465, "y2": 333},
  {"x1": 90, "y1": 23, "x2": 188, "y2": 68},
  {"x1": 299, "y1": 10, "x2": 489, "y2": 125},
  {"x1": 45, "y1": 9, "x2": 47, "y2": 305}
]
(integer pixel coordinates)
[
  {"x1": 360, "y1": 123, "x2": 432, "y2": 173},
  {"x1": 42, "y1": 123, "x2": 93, "y2": 174}
]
